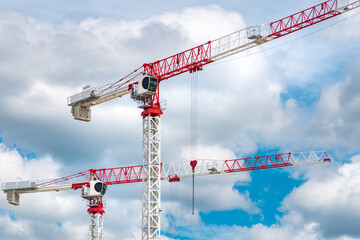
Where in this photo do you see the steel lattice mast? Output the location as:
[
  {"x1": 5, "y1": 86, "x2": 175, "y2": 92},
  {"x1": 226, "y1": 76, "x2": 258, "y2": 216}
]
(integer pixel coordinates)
[
  {"x1": 88, "y1": 197, "x2": 105, "y2": 240},
  {"x1": 142, "y1": 112, "x2": 162, "y2": 239}
]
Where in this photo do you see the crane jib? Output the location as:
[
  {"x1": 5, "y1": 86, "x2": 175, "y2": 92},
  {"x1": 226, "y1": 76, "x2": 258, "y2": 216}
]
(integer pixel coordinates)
[
  {"x1": 66, "y1": 0, "x2": 360, "y2": 110},
  {"x1": 1, "y1": 151, "x2": 331, "y2": 194},
  {"x1": 143, "y1": 41, "x2": 213, "y2": 80}
]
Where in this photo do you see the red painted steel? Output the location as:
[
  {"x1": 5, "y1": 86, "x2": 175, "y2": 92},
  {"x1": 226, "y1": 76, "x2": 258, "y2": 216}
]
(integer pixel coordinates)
[
  {"x1": 72, "y1": 182, "x2": 89, "y2": 190},
  {"x1": 168, "y1": 174, "x2": 180, "y2": 182},
  {"x1": 88, "y1": 197, "x2": 105, "y2": 215},
  {"x1": 37, "y1": 170, "x2": 89, "y2": 187},
  {"x1": 224, "y1": 153, "x2": 293, "y2": 173},
  {"x1": 190, "y1": 160, "x2": 197, "y2": 171},
  {"x1": 268, "y1": 0, "x2": 341, "y2": 39},
  {"x1": 90, "y1": 165, "x2": 144, "y2": 185},
  {"x1": 140, "y1": 100, "x2": 163, "y2": 118},
  {"x1": 143, "y1": 41, "x2": 212, "y2": 80},
  {"x1": 97, "y1": 66, "x2": 143, "y2": 96}
]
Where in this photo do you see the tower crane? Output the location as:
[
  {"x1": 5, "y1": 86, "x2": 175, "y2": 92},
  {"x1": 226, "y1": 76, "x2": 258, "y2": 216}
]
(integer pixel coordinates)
[
  {"x1": 2, "y1": 0, "x2": 359, "y2": 239},
  {"x1": 2, "y1": 152, "x2": 330, "y2": 239}
]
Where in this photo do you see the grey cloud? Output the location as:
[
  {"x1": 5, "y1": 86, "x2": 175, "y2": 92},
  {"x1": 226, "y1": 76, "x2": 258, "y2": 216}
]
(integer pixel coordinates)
[{"x1": 281, "y1": 156, "x2": 360, "y2": 239}]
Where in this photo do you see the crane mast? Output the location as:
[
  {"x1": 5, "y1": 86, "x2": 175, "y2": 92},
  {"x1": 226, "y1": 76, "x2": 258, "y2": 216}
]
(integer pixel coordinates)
[
  {"x1": 142, "y1": 111, "x2": 162, "y2": 239},
  {"x1": 2, "y1": 0, "x2": 359, "y2": 239}
]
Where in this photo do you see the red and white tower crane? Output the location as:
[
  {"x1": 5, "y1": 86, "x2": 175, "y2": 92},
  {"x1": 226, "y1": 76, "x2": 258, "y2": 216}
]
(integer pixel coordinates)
[
  {"x1": 2, "y1": 152, "x2": 330, "y2": 239},
  {"x1": 2, "y1": 0, "x2": 360, "y2": 239}
]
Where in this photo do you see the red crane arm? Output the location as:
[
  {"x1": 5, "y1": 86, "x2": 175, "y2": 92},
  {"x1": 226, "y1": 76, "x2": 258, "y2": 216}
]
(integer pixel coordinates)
[{"x1": 36, "y1": 170, "x2": 90, "y2": 188}]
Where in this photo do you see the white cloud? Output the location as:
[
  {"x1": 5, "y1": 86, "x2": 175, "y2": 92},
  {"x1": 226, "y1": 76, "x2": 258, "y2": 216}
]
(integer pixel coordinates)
[
  {"x1": 305, "y1": 74, "x2": 360, "y2": 151},
  {"x1": 0, "y1": 143, "x2": 88, "y2": 239},
  {"x1": 151, "y1": 5, "x2": 245, "y2": 43},
  {"x1": 281, "y1": 155, "x2": 360, "y2": 238},
  {"x1": 0, "y1": 214, "x2": 34, "y2": 240},
  {"x1": 325, "y1": 11, "x2": 360, "y2": 40},
  {"x1": 0, "y1": 143, "x2": 60, "y2": 181}
]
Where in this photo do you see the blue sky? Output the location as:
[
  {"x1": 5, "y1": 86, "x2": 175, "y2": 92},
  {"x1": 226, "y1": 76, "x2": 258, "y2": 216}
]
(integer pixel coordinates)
[{"x1": 1, "y1": 0, "x2": 360, "y2": 239}]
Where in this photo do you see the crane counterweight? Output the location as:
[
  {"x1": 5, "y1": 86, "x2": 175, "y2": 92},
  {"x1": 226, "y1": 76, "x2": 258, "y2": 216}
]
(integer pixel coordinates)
[
  {"x1": 71, "y1": 105, "x2": 92, "y2": 122},
  {"x1": 68, "y1": 85, "x2": 98, "y2": 107},
  {"x1": 6, "y1": 191, "x2": 20, "y2": 206}
]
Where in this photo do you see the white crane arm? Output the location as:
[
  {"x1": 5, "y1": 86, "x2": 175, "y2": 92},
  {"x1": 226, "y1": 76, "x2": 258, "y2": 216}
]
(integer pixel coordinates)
[{"x1": 161, "y1": 151, "x2": 330, "y2": 180}]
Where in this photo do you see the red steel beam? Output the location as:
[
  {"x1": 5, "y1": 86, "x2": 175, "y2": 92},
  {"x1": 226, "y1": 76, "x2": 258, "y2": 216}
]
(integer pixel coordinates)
[
  {"x1": 268, "y1": 0, "x2": 341, "y2": 39},
  {"x1": 36, "y1": 170, "x2": 89, "y2": 188},
  {"x1": 143, "y1": 41, "x2": 213, "y2": 80},
  {"x1": 90, "y1": 165, "x2": 144, "y2": 185},
  {"x1": 224, "y1": 153, "x2": 293, "y2": 173}
]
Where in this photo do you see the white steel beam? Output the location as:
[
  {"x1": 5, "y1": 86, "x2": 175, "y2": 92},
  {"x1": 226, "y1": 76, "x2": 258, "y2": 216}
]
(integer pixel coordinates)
[
  {"x1": 142, "y1": 115, "x2": 161, "y2": 240},
  {"x1": 89, "y1": 213, "x2": 103, "y2": 240}
]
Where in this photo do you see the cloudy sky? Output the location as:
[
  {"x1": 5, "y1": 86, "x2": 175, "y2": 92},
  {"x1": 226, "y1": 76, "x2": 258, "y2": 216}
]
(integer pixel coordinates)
[{"x1": 0, "y1": 0, "x2": 360, "y2": 239}]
